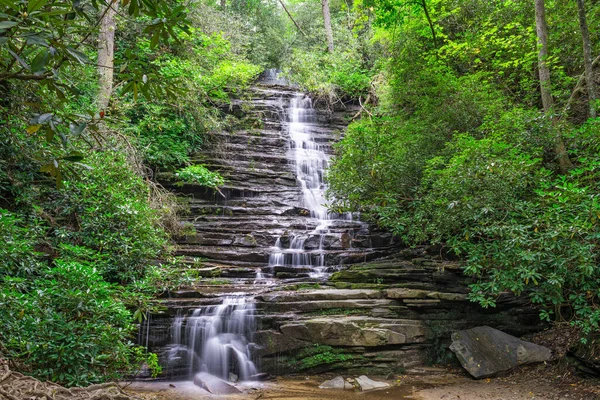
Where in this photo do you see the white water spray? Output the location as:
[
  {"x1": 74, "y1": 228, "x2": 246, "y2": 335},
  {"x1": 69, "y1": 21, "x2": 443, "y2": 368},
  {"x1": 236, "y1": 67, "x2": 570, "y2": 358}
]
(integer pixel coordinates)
[
  {"x1": 168, "y1": 295, "x2": 257, "y2": 381},
  {"x1": 264, "y1": 94, "x2": 354, "y2": 279}
]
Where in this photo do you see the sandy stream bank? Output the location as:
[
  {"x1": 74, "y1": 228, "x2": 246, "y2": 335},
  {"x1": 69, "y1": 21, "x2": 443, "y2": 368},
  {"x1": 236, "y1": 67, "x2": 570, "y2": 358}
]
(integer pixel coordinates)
[{"x1": 126, "y1": 365, "x2": 600, "y2": 400}]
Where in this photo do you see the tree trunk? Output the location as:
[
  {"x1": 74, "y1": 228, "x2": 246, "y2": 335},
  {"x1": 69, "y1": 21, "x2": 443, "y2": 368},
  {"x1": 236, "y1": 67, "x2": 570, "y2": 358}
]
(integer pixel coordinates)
[
  {"x1": 534, "y1": 0, "x2": 553, "y2": 113},
  {"x1": 97, "y1": 0, "x2": 118, "y2": 110},
  {"x1": 576, "y1": 0, "x2": 597, "y2": 119},
  {"x1": 220, "y1": 0, "x2": 226, "y2": 9},
  {"x1": 420, "y1": 0, "x2": 437, "y2": 48},
  {"x1": 534, "y1": 0, "x2": 572, "y2": 172},
  {"x1": 322, "y1": 0, "x2": 334, "y2": 53}
]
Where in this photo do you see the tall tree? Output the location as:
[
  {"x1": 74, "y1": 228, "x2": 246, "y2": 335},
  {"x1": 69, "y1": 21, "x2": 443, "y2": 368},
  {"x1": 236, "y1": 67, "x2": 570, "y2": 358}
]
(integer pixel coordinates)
[
  {"x1": 534, "y1": 0, "x2": 572, "y2": 171},
  {"x1": 322, "y1": 0, "x2": 334, "y2": 53},
  {"x1": 98, "y1": 0, "x2": 119, "y2": 110},
  {"x1": 576, "y1": 0, "x2": 597, "y2": 119}
]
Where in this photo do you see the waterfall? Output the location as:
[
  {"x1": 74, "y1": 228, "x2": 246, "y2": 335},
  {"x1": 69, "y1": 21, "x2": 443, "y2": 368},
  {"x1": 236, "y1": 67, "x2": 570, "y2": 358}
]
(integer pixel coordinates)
[
  {"x1": 266, "y1": 94, "x2": 353, "y2": 279},
  {"x1": 167, "y1": 295, "x2": 257, "y2": 381},
  {"x1": 144, "y1": 85, "x2": 378, "y2": 384}
]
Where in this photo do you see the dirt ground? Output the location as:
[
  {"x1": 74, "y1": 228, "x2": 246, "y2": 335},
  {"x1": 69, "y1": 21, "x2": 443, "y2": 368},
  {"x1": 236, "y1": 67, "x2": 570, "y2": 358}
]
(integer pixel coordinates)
[{"x1": 126, "y1": 365, "x2": 600, "y2": 400}]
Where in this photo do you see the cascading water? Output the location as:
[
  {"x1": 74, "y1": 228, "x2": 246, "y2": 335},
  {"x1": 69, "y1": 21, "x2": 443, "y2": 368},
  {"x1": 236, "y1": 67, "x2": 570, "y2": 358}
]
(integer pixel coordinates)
[
  {"x1": 266, "y1": 94, "x2": 354, "y2": 279},
  {"x1": 167, "y1": 295, "x2": 257, "y2": 381}
]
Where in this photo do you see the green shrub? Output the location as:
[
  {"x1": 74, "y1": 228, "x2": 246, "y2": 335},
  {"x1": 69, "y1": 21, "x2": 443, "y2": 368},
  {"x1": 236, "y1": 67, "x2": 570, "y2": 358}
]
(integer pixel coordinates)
[
  {"x1": 0, "y1": 261, "x2": 138, "y2": 386},
  {"x1": 0, "y1": 209, "x2": 44, "y2": 278},
  {"x1": 128, "y1": 103, "x2": 203, "y2": 170},
  {"x1": 291, "y1": 344, "x2": 356, "y2": 370},
  {"x1": 176, "y1": 165, "x2": 224, "y2": 189},
  {"x1": 55, "y1": 150, "x2": 167, "y2": 283},
  {"x1": 284, "y1": 49, "x2": 371, "y2": 100}
]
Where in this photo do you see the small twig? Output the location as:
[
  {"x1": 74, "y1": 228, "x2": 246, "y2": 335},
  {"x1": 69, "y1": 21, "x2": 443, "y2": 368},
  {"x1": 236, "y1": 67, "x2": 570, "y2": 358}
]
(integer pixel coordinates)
[{"x1": 359, "y1": 94, "x2": 373, "y2": 117}]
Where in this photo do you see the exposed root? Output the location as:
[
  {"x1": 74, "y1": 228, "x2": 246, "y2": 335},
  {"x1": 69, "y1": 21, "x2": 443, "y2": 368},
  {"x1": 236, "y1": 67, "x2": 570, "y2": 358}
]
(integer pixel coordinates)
[{"x1": 0, "y1": 360, "x2": 140, "y2": 400}]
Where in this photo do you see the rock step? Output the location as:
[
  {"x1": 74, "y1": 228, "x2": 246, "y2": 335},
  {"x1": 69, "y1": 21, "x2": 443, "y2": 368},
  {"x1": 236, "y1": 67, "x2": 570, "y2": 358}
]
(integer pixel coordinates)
[
  {"x1": 183, "y1": 223, "x2": 370, "y2": 236},
  {"x1": 211, "y1": 129, "x2": 339, "y2": 145},
  {"x1": 174, "y1": 245, "x2": 382, "y2": 259},
  {"x1": 179, "y1": 232, "x2": 374, "y2": 250},
  {"x1": 211, "y1": 141, "x2": 336, "y2": 155},
  {"x1": 192, "y1": 151, "x2": 292, "y2": 165},
  {"x1": 192, "y1": 161, "x2": 296, "y2": 178},
  {"x1": 187, "y1": 197, "x2": 298, "y2": 208},
  {"x1": 257, "y1": 289, "x2": 383, "y2": 302},
  {"x1": 188, "y1": 204, "x2": 297, "y2": 217}
]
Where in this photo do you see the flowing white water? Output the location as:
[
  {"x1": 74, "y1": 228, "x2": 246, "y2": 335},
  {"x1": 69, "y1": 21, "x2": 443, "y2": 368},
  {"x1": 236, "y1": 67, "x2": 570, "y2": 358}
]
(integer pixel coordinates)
[
  {"x1": 168, "y1": 295, "x2": 257, "y2": 381},
  {"x1": 265, "y1": 94, "x2": 354, "y2": 279}
]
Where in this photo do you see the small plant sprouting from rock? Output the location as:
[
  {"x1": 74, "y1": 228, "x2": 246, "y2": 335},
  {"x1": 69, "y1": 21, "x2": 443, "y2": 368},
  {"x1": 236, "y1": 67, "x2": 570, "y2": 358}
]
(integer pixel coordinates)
[
  {"x1": 290, "y1": 344, "x2": 356, "y2": 370},
  {"x1": 175, "y1": 165, "x2": 225, "y2": 193}
]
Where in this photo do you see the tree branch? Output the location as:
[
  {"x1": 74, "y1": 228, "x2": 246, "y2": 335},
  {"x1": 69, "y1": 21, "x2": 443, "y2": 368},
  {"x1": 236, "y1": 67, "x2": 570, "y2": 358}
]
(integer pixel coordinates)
[
  {"x1": 560, "y1": 53, "x2": 600, "y2": 119},
  {"x1": 277, "y1": 0, "x2": 307, "y2": 37},
  {"x1": 0, "y1": 72, "x2": 51, "y2": 81}
]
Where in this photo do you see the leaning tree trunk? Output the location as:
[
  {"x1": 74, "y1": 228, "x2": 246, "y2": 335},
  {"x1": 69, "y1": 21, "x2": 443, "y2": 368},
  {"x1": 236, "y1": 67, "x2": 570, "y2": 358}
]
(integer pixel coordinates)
[
  {"x1": 534, "y1": 0, "x2": 572, "y2": 172},
  {"x1": 98, "y1": 0, "x2": 118, "y2": 110},
  {"x1": 420, "y1": 0, "x2": 437, "y2": 48},
  {"x1": 322, "y1": 0, "x2": 334, "y2": 53},
  {"x1": 576, "y1": 0, "x2": 597, "y2": 119}
]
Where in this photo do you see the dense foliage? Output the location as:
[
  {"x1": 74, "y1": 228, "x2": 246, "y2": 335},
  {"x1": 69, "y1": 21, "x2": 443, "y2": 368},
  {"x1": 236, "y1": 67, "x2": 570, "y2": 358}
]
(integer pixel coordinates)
[
  {"x1": 0, "y1": 0, "x2": 271, "y2": 386},
  {"x1": 313, "y1": 0, "x2": 600, "y2": 337}
]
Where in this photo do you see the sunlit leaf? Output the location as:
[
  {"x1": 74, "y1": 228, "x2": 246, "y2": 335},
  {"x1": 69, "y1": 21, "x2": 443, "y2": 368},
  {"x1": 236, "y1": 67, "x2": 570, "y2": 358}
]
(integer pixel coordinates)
[{"x1": 26, "y1": 124, "x2": 42, "y2": 134}]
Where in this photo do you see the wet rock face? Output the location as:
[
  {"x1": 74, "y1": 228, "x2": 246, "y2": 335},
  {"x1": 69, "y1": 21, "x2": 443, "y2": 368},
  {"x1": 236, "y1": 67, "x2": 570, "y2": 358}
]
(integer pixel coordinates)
[
  {"x1": 164, "y1": 85, "x2": 395, "y2": 273},
  {"x1": 140, "y1": 83, "x2": 548, "y2": 379},
  {"x1": 449, "y1": 326, "x2": 552, "y2": 378},
  {"x1": 254, "y1": 258, "x2": 545, "y2": 375},
  {"x1": 279, "y1": 317, "x2": 426, "y2": 347}
]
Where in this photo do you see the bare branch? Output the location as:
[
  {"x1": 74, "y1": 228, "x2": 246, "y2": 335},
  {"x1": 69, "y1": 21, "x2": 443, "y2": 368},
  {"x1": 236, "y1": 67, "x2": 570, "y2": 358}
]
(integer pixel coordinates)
[{"x1": 277, "y1": 0, "x2": 307, "y2": 37}]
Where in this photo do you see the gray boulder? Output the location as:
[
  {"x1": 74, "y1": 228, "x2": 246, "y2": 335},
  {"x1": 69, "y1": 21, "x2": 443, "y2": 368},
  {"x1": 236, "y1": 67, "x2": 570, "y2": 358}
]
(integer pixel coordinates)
[
  {"x1": 193, "y1": 372, "x2": 241, "y2": 394},
  {"x1": 449, "y1": 326, "x2": 552, "y2": 378},
  {"x1": 319, "y1": 376, "x2": 349, "y2": 389},
  {"x1": 355, "y1": 375, "x2": 390, "y2": 391}
]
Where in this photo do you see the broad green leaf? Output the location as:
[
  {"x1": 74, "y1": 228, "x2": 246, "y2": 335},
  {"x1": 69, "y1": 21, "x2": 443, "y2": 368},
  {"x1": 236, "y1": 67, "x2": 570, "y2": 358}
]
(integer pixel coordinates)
[
  {"x1": 28, "y1": 0, "x2": 48, "y2": 13},
  {"x1": 37, "y1": 113, "x2": 53, "y2": 123},
  {"x1": 65, "y1": 46, "x2": 90, "y2": 65},
  {"x1": 150, "y1": 29, "x2": 160, "y2": 48},
  {"x1": 0, "y1": 21, "x2": 17, "y2": 29},
  {"x1": 69, "y1": 122, "x2": 87, "y2": 135},
  {"x1": 62, "y1": 152, "x2": 84, "y2": 162},
  {"x1": 7, "y1": 49, "x2": 30, "y2": 70},
  {"x1": 31, "y1": 49, "x2": 50, "y2": 73}
]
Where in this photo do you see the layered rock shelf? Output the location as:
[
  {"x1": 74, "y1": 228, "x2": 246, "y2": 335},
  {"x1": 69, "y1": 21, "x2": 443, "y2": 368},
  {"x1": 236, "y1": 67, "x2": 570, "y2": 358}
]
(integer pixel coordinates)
[{"x1": 139, "y1": 82, "x2": 545, "y2": 380}]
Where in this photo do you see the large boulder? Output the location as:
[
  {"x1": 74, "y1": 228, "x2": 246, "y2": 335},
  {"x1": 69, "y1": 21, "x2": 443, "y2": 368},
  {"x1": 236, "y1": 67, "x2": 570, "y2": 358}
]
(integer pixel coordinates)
[
  {"x1": 193, "y1": 372, "x2": 241, "y2": 395},
  {"x1": 449, "y1": 326, "x2": 552, "y2": 378}
]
